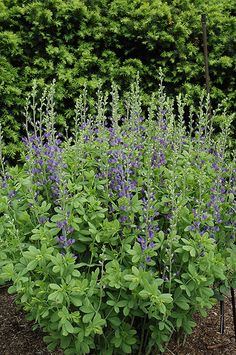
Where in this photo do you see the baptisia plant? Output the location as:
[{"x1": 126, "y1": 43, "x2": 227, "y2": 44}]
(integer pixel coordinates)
[{"x1": 0, "y1": 74, "x2": 235, "y2": 354}]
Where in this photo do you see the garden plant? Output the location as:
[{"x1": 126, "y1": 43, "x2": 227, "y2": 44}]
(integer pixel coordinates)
[{"x1": 0, "y1": 75, "x2": 235, "y2": 354}]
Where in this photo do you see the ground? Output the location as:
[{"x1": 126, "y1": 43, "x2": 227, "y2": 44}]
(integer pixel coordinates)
[
  {"x1": 1, "y1": 285, "x2": 236, "y2": 355},
  {"x1": 164, "y1": 294, "x2": 236, "y2": 355}
]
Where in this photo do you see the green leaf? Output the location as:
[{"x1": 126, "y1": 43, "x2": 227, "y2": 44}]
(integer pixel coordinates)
[
  {"x1": 180, "y1": 284, "x2": 191, "y2": 297},
  {"x1": 82, "y1": 313, "x2": 94, "y2": 323},
  {"x1": 80, "y1": 299, "x2": 94, "y2": 313},
  {"x1": 123, "y1": 307, "x2": 130, "y2": 316},
  {"x1": 47, "y1": 341, "x2": 58, "y2": 351},
  {"x1": 26, "y1": 260, "x2": 38, "y2": 271},
  {"x1": 116, "y1": 300, "x2": 127, "y2": 307},
  {"x1": 188, "y1": 263, "x2": 196, "y2": 276},
  {"x1": 159, "y1": 293, "x2": 173, "y2": 304},
  {"x1": 183, "y1": 245, "x2": 196, "y2": 257},
  {"x1": 107, "y1": 300, "x2": 116, "y2": 306},
  {"x1": 93, "y1": 313, "x2": 106, "y2": 328},
  {"x1": 49, "y1": 283, "x2": 61, "y2": 290},
  {"x1": 21, "y1": 294, "x2": 28, "y2": 303},
  {"x1": 64, "y1": 320, "x2": 75, "y2": 334},
  {"x1": 52, "y1": 265, "x2": 60, "y2": 273},
  {"x1": 8, "y1": 285, "x2": 16, "y2": 294},
  {"x1": 139, "y1": 290, "x2": 149, "y2": 298},
  {"x1": 48, "y1": 291, "x2": 58, "y2": 301},
  {"x1": 109, "y1": 316, "x2": 121, "y2": 327},
  {"x1": 1, "y1": 263, "x2": 14, "y2": 281},
  {"x1": 175, "y1": 296, "x2": 190, "y2": 310},
  {"x1": 60, "y1": 335, "x2": 72, "y2": 349},
  {"x1": 70, "y1": 296, "x2": 82, "y2": 307},
  {"x1": 122, "y1": 342, "x2": 132, "y2": 353}
]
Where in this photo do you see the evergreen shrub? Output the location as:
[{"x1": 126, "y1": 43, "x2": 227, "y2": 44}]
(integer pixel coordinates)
[{"x1": 0, "y1": 0, "x2": 235, "y2": 158}]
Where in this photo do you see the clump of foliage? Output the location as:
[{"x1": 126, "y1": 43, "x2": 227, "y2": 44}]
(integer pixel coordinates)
[
  {"x1": 0, "y1": 77, "x2": 235, "y2": 354},
  {"x1": 0, "y1": 0, "x2": 235, "y2": 159}
]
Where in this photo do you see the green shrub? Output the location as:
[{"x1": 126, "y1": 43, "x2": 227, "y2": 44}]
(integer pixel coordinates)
[
  {"x1": 0, "y1": 81, "x2": 235, "y2": 354},
  {"x1": 0, "y1": 0, "x2": 235, "y2": 159}
]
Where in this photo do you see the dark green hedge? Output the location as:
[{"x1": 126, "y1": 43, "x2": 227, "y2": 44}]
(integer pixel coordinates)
[{"x1": 0, "y1": 0, "x2": 235, "y2": 159}]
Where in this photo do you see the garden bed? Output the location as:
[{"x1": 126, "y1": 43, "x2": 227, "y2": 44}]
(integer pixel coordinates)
[{"x1": 1, "y1": 286, "x2": 236, "y2": 355}]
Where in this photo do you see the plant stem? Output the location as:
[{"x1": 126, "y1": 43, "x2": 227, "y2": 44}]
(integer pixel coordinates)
[{"x1": 138, "y1": 315, "x2": 146, "y2": 355}]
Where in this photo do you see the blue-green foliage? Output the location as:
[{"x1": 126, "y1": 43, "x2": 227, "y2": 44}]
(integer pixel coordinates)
[{"x1": 0, "y1": 82, "x2": 235, "y2": 354}]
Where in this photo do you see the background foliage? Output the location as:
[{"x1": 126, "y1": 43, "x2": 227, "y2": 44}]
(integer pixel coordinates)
[{"x1": 0, "y1": 0, "x2": 235, "y2": 159}]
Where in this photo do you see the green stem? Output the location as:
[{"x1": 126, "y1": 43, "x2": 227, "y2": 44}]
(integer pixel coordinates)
[{"x1": 138, "y1": 315, "x2": 147, "y2": 355}]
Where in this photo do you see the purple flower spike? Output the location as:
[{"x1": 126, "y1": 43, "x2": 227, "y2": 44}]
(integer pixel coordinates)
[
  {"x1": 137, "y1": 236, "x2": 147, "y2": 251},
  {"x1": 212, "y1": 163, "x2": 219, "y2": 171},
  {"x1": 57, "y1": 220, "x2": 68, "y2": 229},
  {"x1": 8, "y1": 190, "x2": 16, "y2": 198},
  {"x1": 119, "y1": 215, "x2": 128, "y2": 223},
  {"x1": 66, "y1": 238, "x2": 75, "y2": 247},
  {"x1": 148, "y1": 229, "x2": 154, "y2": 239},
  {"x1": 149, "y1": 242, "x2": 155, "y2": 249}
]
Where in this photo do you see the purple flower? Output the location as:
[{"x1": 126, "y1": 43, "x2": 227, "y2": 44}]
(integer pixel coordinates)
[
  {"x1": 108, "y1": 158, "x2": 118, "y2": 164},
  {"x1": 57, "y1": 220, "x2": 68, "y2": 229},
  {"x1": 131, "y1": 179, "x2": 138, "y2": 187},
  {"x1": 32, "y1": 167, "x2": 42, "y2": 174},
  {"x1": 65, "y1": 238, "x2": 75, "y2": 247},
  {"x1": 149, "y1": 242, "x2": 155, "y2": 248},
  {"x1": 148, "y1": 229, "x2": 154, "y2": 239},
  {"x1": 119, "y1": 215, "x2": 128, "y2": 223},
  {"x1": 137, "y1": 236, "x2": 147, "y2": 251},
  {"x1": 1, "y1": 181, "x2": 6, "y2": 188},
  {"x1": 212, "y1": 163, "x2": 219, "y2": 171},
  {"x1": 159, "y1": 138, "x2": 166, "y2": 145},
  {"x1": 39, "y1": 216, "x2": 48, "y2": 224},
  {"x1": 56, "y1": 235, "x2": 66, "y2": 243},
  {"x1": 119, "y1": 190, "x2": 127, "y2": 198},
  {"x1": 194, "y1": 221, "x2": 200, "y2": 229},
  {"x1": 8, "y1": 190, "x2": 16, "y2": 198},
  {"x1": 35, "y1": 159, "x2": 44, "y2": 166}
]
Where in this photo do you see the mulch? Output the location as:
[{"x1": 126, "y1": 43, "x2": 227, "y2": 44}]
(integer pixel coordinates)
[
  {"x1": 0, "y1": 285, "x2": 62, "y2": 355},
  {"x1": 165, "y1": 294, "x2": 236, "y2": 355},
  {"x1": 1, "y1": 285, "x2": 236, "y2": 355}
]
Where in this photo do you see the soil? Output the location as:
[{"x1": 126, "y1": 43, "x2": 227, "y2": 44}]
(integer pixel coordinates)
[
  {"x1": 0, "y1": 285, "x2": 63, "y2": 355},
  {"x1": 164, "y1": 294, "x2": 236, "y2": 355},
  {"x1": 1, "y1": 285, "x2": 236, "y2": 355}
]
